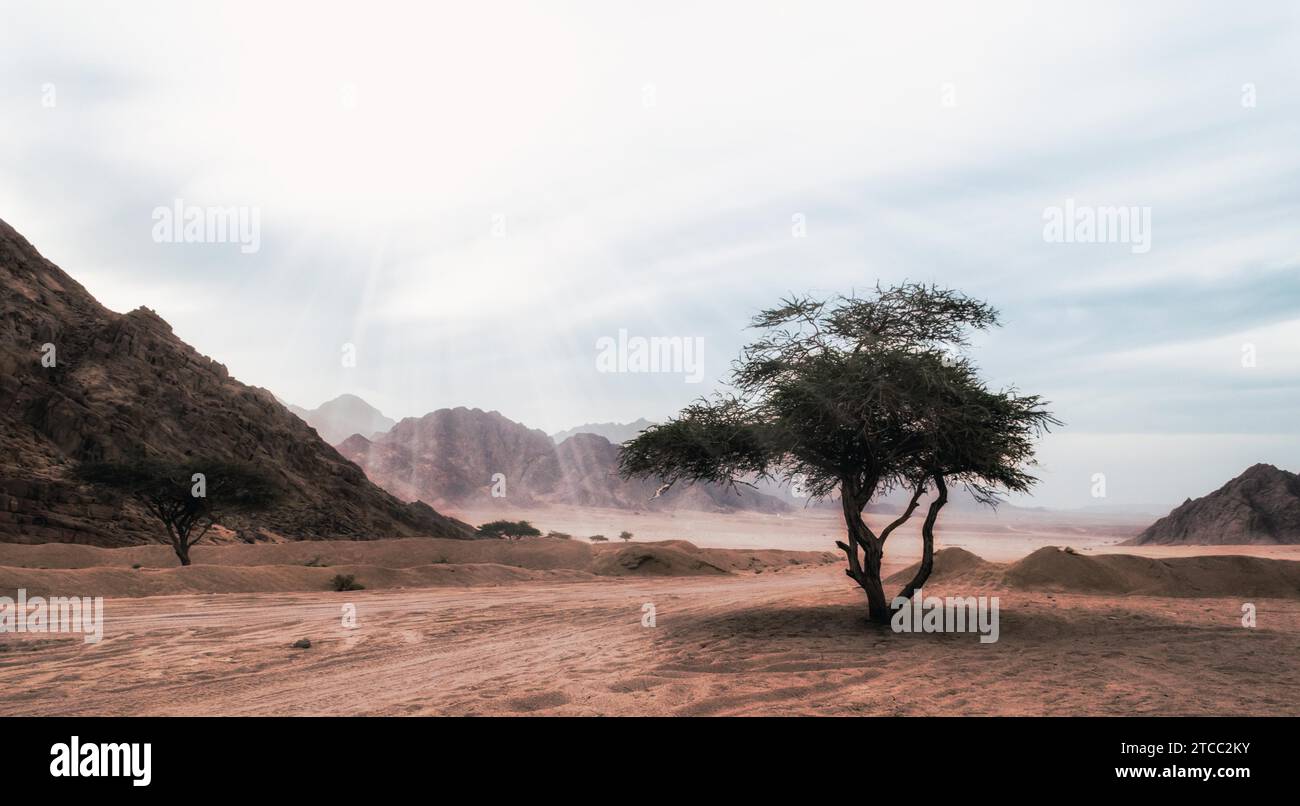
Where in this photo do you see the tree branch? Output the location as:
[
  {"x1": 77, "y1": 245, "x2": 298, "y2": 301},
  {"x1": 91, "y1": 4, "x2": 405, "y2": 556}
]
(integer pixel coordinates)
[{"x1": 879, "y1": 481, "x2": 925, "y2": 544}]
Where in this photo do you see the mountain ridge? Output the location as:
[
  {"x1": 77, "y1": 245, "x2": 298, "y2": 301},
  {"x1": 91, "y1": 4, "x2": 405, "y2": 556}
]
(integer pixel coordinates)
[
  {"x1": 338, "y1": 407, "x2": 790, "y2": 513},
  {"x1": 0, "y1": 218, "x2": 473, "y2": 546}
]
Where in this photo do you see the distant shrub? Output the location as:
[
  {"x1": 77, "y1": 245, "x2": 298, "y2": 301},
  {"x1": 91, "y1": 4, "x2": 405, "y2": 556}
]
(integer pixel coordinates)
[
  {"x1": 330, "y1": 574, "x2": 365, "y2": 592},
  {"x1": 132, "y1": 563, "x2": 142, "y2": 570},
  {"x1": 304, "y1": 556, "x2": 329, "y2": 567},
  {"x1": 545, "y1": 531, "x2": 573, "y2": 540},
  {"x1": 619, "y1": 531, "x2": 634, "y2": 542},
  {"x1": 589, "y1": 534, "x2": 609, "y2": 543}
]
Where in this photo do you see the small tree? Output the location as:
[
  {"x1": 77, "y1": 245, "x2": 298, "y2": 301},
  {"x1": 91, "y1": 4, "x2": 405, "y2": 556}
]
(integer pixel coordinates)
[
  {"x1": 620, "y1": 285, "x2": 1056, "y2": 623},
  {"x1": 476, "y1": 520, "x2": 542, "y2": 540},
  {"x1": 589, "y1": 534, "x2": 609, "y2": 543},
  {"x1": 619, "y1": 530, "x2": 634, "y2": 542},
  {"x1": 77, "y1": 459, "x2": 280, "y2": 566}
]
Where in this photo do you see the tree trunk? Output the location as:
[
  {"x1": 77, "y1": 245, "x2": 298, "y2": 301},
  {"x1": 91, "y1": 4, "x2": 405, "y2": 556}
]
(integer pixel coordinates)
[
  {"x1": 174, "y1": 541, "x2": 192, "y2": 567},
  {"x1": 897, "y1": 474, "x2": 947, "y2": 602},
  {"x1": 837, "y1": 480, "x2": 891, "y2": 624},
  {"x1": 858, "y1": 534, "x2": 890, "y2": 623}
]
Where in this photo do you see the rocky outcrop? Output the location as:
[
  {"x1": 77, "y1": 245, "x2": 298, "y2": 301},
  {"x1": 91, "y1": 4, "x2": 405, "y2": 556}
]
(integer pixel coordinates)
[
  {"x1": 1127, "y1": 464, "x2": 1300, "y2": 545},
  {"x1": 0, "y1": 218, "x2": 473, "y2": 546}
]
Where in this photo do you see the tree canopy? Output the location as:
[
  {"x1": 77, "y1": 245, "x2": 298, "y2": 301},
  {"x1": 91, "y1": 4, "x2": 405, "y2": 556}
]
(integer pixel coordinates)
[
  {"x1": 476, "y1": 520, "x2": 542, "y2": 540},
  {"x1": 77, "y1": 458, "x2": 281, "y2": 566}
]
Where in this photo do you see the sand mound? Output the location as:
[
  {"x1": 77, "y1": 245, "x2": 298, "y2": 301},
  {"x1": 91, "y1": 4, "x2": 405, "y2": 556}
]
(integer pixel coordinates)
[
  {"x1": 590, "y1": 545, "x2": 730, "y2": 576},
  {"x1": 0, "y1": 537, "x2": 594, "y2": 571},
  {"x1": 1006, "y1": 546, "x2": 1300, "y2": 598},
  {"x1": 881, "y1": 546, "x2": 1300, "y2": 599},
  {"x1": 885, "y1": 547, "x2": 1001, "y2": 587},
  {"x1": 639, "y1": 542, "x2": 838, "y2": 573},
  {"x1": 0, "y1": 538, "x2": 836, "y2": 597},
  {"x1": 590, "y1": 541, "x2": 835, "y2": 577},
  {"x1": 0, "y1": 563, "x2": 596, "y2": 599}
]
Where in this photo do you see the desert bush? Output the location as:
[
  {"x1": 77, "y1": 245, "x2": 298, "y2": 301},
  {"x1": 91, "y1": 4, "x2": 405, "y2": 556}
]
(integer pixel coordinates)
[{"x1": 330, "y1": 574, "x2": 365, "y2": 592}]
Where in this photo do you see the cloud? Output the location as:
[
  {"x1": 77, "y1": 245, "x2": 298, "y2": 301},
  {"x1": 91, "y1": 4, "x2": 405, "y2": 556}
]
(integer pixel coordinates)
[{"x1": 1, "y1": 0, "x2": 1298, "y2": 508}]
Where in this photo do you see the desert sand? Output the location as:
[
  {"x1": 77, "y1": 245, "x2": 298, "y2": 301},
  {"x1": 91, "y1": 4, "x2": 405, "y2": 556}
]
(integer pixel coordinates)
[{"x1": 1, "y1": 508, "x2": 1298, "y2": 716}]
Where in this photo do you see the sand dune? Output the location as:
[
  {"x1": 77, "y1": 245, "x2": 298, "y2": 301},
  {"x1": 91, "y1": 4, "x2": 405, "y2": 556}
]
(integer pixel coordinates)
[
  {"x1": 889, "y1": 546, "x2": 1300, "y2": 599},
  {"x1": 885, "y1": 547, "x2": 1004, "y2": 587},
  {"x1": 0, "y1": 538, "x2": 837, "y2": 598}
]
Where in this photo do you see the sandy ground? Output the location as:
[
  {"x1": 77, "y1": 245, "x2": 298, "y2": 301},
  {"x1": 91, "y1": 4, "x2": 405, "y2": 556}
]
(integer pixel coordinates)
[
  {"x1": 1, "y1": 562, "x2": 1296, "y2": 716},
  {"x1": 2, "y1": 507, "x2": 1298, "y2": 716}
]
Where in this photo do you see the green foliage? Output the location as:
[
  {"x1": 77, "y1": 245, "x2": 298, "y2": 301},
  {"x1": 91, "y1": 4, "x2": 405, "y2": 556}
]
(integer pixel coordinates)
[
  {"x1": 544, "y1": 531, "x2": 573, "y2": 540},
  {"x1": 476, "y1": 519, "x2": 542, "y2": 540},
  {"x1": 330, "y1": 574, "x2": 364, "y2": 592},
  {"x1": 589, "y1": 534, "x2": 608, "y2": 542},
  {"x1": 619, "y1": 531, "x2": 633, "y2": 542},
  {"x1": 619, "y1": 283, "x2": 1058, "y2": 506}
]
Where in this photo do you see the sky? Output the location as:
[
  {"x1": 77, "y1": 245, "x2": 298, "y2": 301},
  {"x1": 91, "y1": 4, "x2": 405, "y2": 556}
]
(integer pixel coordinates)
[{"x1": 2, "y1": 1, "x2": 1298, "y2": 512}]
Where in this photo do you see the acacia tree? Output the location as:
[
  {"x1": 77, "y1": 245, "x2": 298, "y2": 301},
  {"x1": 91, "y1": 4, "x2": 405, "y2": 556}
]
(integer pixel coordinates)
[
  {"x1": 476, "y1": 520, "x2": 542, "y2": 540},
  {"x1": 77, "y1": 459, "x2": 280, "y2": 566},
  {"x1": 619, "y1": 284, "x2": 1056, "y2": 623}
]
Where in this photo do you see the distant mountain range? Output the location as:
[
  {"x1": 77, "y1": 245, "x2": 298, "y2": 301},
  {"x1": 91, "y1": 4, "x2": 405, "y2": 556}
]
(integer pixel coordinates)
[
  {"x1": 337, "y1": 407, "x2": 789, "y2": 513},
  {"x1": 550, "y1": 418, "x2": 655, "y2": 446},
  {"x1": 327, "y1": 409, "x2": 1057, "y2": 515},
  {"x1": 287, "y1": 394, "x2": 395, "y2": 445},
  {"x1": 0, "y1": 219, "x2": 473, "y2": 546},
  {"x1": 1127, "y1": 463, "x2": 1300, "y2": 545}
]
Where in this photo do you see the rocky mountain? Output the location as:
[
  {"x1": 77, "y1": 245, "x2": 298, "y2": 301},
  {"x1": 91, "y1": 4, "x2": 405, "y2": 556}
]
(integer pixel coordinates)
[
  {"x1": 287, "y1": 393, "x2": 395, "y2": 445},
  {"x1": 337, "y1": 408, "x2": 563, "y2": 506},
  {"x1": 338, "y1": 407, "x2": 790, "y2": 513},
  {"x1": 550, "y1": 418, "x2": 655, "y2": 446},
  {"x1": 1127, "y1": 464, "x2": 1300, "y2": 545},
  {"x1": 0, "y1": 219, "x2": 473, "y2": 546}
]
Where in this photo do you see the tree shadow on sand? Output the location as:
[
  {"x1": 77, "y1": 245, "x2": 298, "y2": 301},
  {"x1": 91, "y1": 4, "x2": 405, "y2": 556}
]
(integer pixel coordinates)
[{"x1": 660, "y1": 597, "x2": 1266, "y2": 648}]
